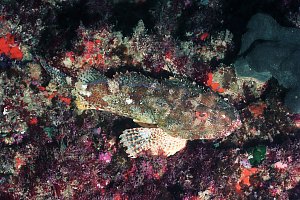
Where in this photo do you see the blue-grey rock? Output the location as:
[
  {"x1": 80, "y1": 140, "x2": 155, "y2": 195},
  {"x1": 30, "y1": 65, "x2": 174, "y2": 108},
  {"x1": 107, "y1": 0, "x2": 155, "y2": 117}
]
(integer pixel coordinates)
[{"x1": 235, "y1": 13, "x2": 300, "y2": 113}]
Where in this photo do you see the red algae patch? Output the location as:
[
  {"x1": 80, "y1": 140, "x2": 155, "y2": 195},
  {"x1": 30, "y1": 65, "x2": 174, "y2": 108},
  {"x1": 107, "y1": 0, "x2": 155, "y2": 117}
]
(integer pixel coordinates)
[{"x1": 0, "y1": 33, "x2": 23, "y2": 60}]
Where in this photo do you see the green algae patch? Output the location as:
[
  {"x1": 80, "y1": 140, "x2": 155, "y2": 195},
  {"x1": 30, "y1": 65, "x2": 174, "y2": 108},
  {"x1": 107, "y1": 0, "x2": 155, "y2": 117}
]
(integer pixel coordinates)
[{"x1": 248, "y1": 145, "x2": 267, "y2": 166}]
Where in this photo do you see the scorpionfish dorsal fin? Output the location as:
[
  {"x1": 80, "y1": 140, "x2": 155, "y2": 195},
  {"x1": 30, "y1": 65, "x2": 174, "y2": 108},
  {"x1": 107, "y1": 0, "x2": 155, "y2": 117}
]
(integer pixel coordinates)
[
  {"x1": 78, "y1": 68, "x2": 107, "y2": 84},
  {"x1": 119, "y1": 128, "x2": 187, "y2": 158}
]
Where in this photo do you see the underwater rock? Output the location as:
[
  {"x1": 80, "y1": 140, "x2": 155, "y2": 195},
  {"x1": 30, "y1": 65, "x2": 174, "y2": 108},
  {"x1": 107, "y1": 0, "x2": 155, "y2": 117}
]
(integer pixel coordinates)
[{"x1": 235, "y1": 13, "x2": 300, "y2": 113}]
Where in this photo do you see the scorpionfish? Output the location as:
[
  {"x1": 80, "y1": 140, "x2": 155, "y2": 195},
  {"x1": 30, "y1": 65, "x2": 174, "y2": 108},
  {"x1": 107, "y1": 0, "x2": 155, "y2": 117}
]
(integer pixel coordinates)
[{"x1": 73, "y1": 69, "x2": 241, "y2": 158}]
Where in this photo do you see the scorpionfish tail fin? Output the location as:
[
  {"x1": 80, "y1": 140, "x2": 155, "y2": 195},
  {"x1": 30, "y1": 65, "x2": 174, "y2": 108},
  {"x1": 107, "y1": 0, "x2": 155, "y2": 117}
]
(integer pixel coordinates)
[{"x1": 120, "y1": 128, "x2": 187, "y2": 158}]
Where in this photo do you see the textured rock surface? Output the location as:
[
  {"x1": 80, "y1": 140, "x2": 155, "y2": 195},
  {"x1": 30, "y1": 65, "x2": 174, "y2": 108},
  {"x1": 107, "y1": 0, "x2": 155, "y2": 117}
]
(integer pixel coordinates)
[{"x1": 235, "y1": 13, "x2": 300, "y2": 113}]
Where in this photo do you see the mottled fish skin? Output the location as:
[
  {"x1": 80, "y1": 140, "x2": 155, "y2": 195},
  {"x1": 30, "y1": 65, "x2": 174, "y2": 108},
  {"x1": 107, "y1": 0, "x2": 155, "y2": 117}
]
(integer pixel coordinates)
[{"x1": 75, "y1": 71, "x2": 241, "y2": 140}]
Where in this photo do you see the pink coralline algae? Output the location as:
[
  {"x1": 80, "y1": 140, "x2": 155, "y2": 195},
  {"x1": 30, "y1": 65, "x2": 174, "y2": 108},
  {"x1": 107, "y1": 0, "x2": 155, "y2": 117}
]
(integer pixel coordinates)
[
  {"x1": 0, "y1": 1, "x2": 299, "y2": 200},
  {"x1": 99, "y1": 152, "x2": 112, "y2": 163}
]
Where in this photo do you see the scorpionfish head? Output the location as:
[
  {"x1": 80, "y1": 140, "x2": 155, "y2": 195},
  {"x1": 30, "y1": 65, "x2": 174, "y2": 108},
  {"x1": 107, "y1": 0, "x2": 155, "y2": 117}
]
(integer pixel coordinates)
[{"x1": 191, "y1": 97, "x2": 242, "y2": 140}]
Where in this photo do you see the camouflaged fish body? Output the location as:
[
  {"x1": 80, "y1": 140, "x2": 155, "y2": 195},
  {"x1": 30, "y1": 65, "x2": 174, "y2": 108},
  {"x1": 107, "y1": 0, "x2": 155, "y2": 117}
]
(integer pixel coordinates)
[{"x1": 74, "y1": 69, "x2": 241, "y2": 158}]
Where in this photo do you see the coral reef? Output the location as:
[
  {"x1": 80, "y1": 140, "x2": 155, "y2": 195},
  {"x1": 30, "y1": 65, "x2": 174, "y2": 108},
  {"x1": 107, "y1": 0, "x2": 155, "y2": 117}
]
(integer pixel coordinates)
[{"x1": 0, "y1": 0, "x2": 299, "y2": 199}]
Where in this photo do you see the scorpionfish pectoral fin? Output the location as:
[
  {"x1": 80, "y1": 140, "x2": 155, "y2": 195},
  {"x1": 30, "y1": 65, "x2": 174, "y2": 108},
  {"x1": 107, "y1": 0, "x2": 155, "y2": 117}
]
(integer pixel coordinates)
[{"x1": 119, "y1": 128, "x2": 187, "y2": 158}]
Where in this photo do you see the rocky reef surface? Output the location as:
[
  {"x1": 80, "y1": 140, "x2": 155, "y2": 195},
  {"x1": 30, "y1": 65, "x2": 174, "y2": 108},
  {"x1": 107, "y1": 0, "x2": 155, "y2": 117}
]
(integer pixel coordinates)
[{"x1": 0, "y1": 0, "x2": 299, "y2": 199}]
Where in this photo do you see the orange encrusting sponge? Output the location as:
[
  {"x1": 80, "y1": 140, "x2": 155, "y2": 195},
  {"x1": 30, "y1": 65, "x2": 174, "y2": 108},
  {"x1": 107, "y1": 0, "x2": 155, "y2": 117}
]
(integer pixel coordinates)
[
  {"x1": 0, "y1": 33, "x2": 23, "y2": 60},
  {"x1": 206, "y1": 72, "x2": 225, "y2": 93}
]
